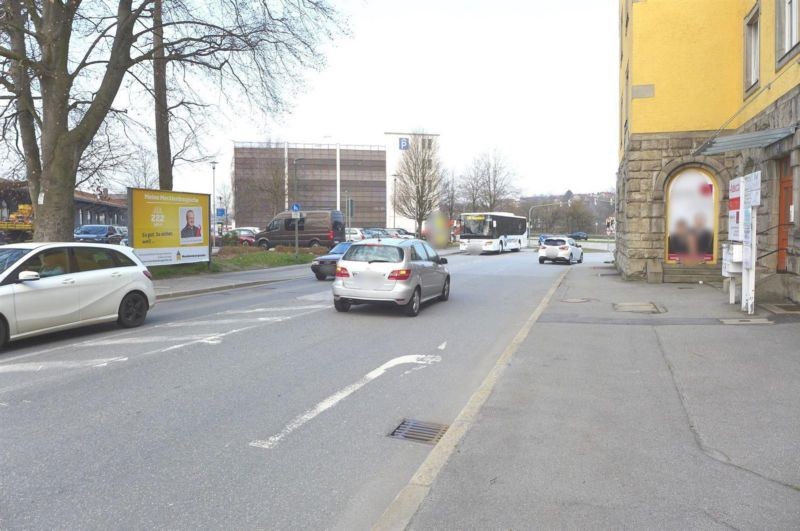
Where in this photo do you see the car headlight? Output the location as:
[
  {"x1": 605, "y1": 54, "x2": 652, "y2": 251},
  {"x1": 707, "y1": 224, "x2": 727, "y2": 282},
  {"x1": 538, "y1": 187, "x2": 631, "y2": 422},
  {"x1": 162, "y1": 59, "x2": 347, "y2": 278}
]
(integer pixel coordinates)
[{"x1": 312, "y1": 260, "x2": 320, "y2": 265}]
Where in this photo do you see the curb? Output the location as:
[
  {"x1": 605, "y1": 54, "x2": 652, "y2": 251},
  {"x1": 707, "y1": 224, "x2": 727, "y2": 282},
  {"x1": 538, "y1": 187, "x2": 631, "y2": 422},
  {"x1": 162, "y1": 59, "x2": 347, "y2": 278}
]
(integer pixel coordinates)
[
  {"x1": 372, "y1": 268, "x2": 569, "y2": 531},
  {"x1": 155, "y1": 276, "x2": 305, "y2": 301}
]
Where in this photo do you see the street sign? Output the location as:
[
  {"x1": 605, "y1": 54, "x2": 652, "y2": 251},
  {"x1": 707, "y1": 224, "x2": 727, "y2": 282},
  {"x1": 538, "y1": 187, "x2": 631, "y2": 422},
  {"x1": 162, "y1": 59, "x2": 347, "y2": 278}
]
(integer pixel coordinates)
[
  {"x1": 291, "y1": 202, "x2": 301, "y2": 212},
  {"x1": 216, "y1": 208, "x2": 226, "y2": 217},
  {"x1": 399, "y1": 137, "x2": 410, "y2": 150}
]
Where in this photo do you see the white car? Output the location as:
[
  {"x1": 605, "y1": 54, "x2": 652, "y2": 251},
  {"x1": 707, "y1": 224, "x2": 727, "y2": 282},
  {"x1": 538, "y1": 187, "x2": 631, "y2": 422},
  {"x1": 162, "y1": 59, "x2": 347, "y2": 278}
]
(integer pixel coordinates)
[
  {"x1": 346, "y1": 228, "x2": 367, "y2": 241},
  {"x1": 384, "y1": 228, "x2": 415, "y2": 239},
  {"x1": 0, "y1": 243, "x2": 156, "y2": 347},
  {"x1": 538, "y1": 236, "x2": 584, "y2": 265}
]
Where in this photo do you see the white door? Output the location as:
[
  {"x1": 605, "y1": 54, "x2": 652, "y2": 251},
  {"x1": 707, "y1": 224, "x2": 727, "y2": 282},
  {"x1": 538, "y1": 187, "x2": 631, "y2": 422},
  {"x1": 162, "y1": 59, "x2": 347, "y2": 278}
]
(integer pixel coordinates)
[
  {"x1": 12, "y1": 248, "x2": 79, "y2": 334},
  {"x1": 73, "y1": 247, "x2": 128, "y2": 322}
]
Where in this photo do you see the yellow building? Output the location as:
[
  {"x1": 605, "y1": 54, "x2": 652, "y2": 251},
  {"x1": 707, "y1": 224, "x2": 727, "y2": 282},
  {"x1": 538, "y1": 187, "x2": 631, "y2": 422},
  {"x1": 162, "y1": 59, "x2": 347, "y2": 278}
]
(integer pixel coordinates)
[{"x1": 617, "y1": 0, "x2": 800, "y2": 302}]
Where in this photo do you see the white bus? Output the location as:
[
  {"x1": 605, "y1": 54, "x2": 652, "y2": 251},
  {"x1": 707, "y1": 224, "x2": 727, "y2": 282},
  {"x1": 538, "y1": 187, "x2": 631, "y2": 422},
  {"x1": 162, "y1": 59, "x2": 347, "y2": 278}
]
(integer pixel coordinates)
[{"x1": 458, "y1": 212, "x2": 528, "y2": 253}]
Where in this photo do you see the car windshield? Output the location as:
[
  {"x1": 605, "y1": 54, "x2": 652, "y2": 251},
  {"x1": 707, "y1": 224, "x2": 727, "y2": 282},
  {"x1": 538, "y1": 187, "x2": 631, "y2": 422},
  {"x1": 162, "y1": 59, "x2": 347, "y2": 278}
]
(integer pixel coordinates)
[
  {"x1": 330, "y1": 242, "x2": 352, "y2": 254},
  {"x1": 343, "y1": 244, "x2": 403, "y2": 263},
  {"x1": 75, "y1": 225, "x2": 107, "y2": 235},
  {"x1": 0, "y1": 248, "x2": 28, "y2": 274},
  {"x1": 544, "y1": 238, "x2": 567, "y2": 246}
]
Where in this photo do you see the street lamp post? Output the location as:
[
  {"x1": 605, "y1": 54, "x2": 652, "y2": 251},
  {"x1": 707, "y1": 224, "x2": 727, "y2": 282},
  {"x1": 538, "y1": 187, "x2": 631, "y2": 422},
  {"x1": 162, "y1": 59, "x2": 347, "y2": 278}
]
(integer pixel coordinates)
[
  {"x1": 392, "y1": 173, "x2": 399, "y2": 227},
  {"x1": 210, "y1": 160, "x2": 217, "y2": 239},
  {"x1": 293, "y1": 158, "x2": 305, "y2": 257}
]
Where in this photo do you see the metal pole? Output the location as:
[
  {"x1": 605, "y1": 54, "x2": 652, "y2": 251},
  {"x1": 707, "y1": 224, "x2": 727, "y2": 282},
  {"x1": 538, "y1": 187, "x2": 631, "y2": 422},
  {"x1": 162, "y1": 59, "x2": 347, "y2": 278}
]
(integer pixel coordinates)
[
  {"x1": 211, "y1": 161, "x2": 217, "y2": 239},
  {"x1": 336, "y1": 143, "x2": 341, "y2": 211},
  {"x1": 393, "y1": 175, "x2": 397, "y2": 227},
  {"x1": 294, "y1": 160, "x2": 299, "y2": 257}
]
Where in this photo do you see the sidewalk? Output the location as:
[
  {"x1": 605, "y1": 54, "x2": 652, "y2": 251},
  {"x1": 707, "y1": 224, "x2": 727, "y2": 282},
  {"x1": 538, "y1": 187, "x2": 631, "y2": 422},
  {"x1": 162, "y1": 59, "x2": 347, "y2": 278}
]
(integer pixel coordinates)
[
  {"x1": 153, "y1": 247, "x2": 463, "y2": 300},
  {"x1": 403, "y1": 264, "x2": 800, "y2": 529}
]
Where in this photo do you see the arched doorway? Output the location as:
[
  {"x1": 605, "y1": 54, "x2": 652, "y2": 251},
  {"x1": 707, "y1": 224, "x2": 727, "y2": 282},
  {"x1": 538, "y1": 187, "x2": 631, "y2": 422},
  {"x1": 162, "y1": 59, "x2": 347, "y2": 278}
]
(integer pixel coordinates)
[{"x1": 665, "y1": 168, "x2": 719, "y2": 264}]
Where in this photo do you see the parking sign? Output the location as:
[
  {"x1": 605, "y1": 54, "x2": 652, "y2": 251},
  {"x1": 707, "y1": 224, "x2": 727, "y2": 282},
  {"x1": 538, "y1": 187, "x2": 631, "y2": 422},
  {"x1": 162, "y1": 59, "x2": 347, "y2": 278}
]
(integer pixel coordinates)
[{"x1": 399, "y1": 137, "x2": 410, "y2": 150}]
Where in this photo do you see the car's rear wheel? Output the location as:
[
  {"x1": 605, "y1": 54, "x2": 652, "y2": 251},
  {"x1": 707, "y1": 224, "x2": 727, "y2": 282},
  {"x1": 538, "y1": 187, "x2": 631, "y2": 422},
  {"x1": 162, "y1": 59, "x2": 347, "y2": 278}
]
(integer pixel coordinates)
[
  {"x1": 315, "y1": 273, "x2": 327, "y2": 281},
  {"x1": 568, "y1": 253, "x2": 574, "y2": 265},
  {"x1": 334, "y1": 299, "x2": 351, "y2": 312},
  {"x1": 118, "y1": 292, "x2": 148, "y2": 328},
  {"x1": 405, "y1": 288, "x2": 421, "y2": 317},
  {"x1": 439, "y1": 277, "x2": 450, "y2": 302},
  {"x1": 242, "y1": 240, "x2": 250, "y2": 247},
  {"x1": 309, "y1": 239, "x2": 320, "y2": 248},
  {"x1": 539, "y1": 257, "x2": 545, "y2": 264}
]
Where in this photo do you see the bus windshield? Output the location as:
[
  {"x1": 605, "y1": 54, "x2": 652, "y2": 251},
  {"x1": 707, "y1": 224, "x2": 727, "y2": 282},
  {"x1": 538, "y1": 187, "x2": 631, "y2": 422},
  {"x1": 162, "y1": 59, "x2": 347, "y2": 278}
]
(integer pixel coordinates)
[{"x1": 460, "y1": 216, "x2": 492, "y2": 239}]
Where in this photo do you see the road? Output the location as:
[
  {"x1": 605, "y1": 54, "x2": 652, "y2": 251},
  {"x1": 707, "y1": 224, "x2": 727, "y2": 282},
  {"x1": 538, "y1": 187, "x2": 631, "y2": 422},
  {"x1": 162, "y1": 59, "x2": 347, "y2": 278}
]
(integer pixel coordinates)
[{"x1": 0, "y1": 249, "x2": 604, "y2": 529}]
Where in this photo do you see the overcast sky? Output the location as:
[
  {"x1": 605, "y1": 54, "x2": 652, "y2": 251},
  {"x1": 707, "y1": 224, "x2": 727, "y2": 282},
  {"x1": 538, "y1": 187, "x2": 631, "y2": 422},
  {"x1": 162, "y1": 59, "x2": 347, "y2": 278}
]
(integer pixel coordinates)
[{"x1": 174, "y1": 0, "x2": 618, "y2": 199}]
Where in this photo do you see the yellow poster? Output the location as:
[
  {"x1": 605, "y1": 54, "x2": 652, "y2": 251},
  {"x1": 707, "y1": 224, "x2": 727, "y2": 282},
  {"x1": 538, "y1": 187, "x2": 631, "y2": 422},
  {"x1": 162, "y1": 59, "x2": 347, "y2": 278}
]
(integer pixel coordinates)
[{"x1": 128, "y1": 188, "x2": 210, "y2": 266}]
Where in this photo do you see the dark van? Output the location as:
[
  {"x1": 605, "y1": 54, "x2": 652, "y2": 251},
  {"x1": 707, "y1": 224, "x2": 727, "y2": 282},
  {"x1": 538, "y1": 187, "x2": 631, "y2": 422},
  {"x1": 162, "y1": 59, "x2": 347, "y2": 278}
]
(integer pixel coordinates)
[{"x1": 255, "y1": 210, "x2": 345, "y2": 249}]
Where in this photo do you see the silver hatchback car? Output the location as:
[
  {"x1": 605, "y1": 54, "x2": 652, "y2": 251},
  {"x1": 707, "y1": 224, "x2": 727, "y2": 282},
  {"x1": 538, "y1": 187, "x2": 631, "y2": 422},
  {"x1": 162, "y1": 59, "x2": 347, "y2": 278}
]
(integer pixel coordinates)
[{"x1": 331, "y1": 238, "x2": 450, "y2": 316}]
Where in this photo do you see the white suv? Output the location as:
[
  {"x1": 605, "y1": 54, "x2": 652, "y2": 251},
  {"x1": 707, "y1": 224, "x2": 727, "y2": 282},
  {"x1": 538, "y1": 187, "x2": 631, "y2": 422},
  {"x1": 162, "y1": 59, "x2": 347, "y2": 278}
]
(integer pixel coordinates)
[{"x1": 539, "y1": 236, "x2": 584, "y2": 265}]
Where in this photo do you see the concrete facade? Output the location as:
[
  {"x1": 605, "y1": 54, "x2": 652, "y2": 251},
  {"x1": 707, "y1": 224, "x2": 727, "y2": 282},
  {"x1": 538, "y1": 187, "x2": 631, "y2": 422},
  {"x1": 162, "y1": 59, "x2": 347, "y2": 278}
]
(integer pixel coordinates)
[{"x1": 232, "y1": 143, "x2": 386, "y2": 230}]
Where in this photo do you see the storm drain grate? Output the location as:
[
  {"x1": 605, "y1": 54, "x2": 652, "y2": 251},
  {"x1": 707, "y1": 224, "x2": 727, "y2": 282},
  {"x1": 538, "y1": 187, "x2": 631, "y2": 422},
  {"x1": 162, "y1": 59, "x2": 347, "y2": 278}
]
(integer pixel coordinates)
[
  {"x1": 389, "y1": 419, "x2": 449, "y2": 445},
  {"x1": 719, "y1": 318, "x2": 773, "y2": 325},
  {"x1": 613, "y1": 302, "x2": 663, "y2": 314}
]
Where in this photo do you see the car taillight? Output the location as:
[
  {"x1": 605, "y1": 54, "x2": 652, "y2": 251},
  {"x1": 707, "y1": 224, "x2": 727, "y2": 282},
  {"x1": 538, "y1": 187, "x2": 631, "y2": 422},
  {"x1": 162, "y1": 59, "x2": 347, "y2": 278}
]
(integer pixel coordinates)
[
  {"x1": 388, "y1": 269, "x2": 411, "y2": 281},
  {"x1": 335, "y1": 266, "x2": 350, "y2": 278},
  {"x1": 559, "y1": 245, "x2": 569, "y2": 250},
  {"x1": 328, "y1": 230, "x2": 334, "y2": 240},
  {"x1": 143, "y1": 270, "x2": 152, "y2": 279}
]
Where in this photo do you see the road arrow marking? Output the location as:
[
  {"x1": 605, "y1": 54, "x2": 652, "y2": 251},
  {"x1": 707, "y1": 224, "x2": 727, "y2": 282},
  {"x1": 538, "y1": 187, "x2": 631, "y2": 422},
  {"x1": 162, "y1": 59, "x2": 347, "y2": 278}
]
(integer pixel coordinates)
[
  {"x1": 437, "y1": 341, "x2": 447, "y2": 350},
  {"x1": 249, "y1": 354, "x2": 442, "y2": 450}
]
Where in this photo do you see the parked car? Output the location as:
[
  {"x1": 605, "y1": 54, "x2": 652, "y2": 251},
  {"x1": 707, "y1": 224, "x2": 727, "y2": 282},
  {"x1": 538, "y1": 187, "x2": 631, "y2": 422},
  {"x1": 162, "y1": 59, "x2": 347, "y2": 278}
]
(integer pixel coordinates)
[
  {"x1": 0, "y1": 243, "x2": 156, "y2": 347},
  {"x1": 346, "y1": 228, "x2": 367, "y2": 241},
  {"x1": 384, "y1": 228, "x2": 414, "y2": 239},
  {"x1": 538, "y1": 236, "x2": 584, "y2": 265},
  {"x1": 568, "y1": 231, "x2": 589, "y2": 241},
  {"x1": 74, "y1": 224, "x2": 124, "y2": 245},
  {"x1": 332, "y1": 238, "x2": 450, "y2": 317},
  {"x1": 255, "y1": 210, "x2": 345, "y2": 250},
  {"x1": 365, "y1": 228, "x2": 390, "y2": 239},
  {"x1": 217, "y1": 229, "x2": 256, "y2": 247},
  {"x1": 310, "y1": 241, "x2": 352, "y2": 280}
]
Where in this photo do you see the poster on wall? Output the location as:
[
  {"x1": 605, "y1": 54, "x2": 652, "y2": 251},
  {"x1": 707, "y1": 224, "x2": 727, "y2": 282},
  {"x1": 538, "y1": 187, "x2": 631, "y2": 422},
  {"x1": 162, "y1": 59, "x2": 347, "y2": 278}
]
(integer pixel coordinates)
[
  {"x1": 728, "y1": 177, "x2": 742, "y2": 241},
  {"x1": 128, "y1": 188, "x2": 210, "y2": 266},
  {"x1": 666, "y1": 169, "x2": 717, "y2": 263}
]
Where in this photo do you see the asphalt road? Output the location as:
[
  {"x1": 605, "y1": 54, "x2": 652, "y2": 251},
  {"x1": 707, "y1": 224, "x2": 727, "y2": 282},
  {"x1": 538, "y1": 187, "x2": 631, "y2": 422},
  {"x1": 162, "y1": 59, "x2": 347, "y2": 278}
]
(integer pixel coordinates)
[{"x1": 0, "y1": 249, "x2": 601, "y2": 529}]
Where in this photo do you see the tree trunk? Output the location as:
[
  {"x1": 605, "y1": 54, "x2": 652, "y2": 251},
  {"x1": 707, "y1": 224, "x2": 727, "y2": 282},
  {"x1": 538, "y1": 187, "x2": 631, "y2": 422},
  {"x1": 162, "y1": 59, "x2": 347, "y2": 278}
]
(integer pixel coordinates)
[
  {"x1": 32, "y1": 157, "x2": 77, "y2": 241},
  {"x1": 153, "y1": 0, "x2": 173, "y2": 190}
]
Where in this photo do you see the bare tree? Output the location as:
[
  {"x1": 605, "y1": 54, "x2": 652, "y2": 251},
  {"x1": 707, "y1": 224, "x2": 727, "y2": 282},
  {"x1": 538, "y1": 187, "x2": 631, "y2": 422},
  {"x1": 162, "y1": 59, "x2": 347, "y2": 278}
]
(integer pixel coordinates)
[
  {"x1": 440, "y1": 170, "x2": 458, "y2": 220},
  {"x1": 479, "y1": 150, "x2": 515, "y2": 211},
  {"x1": 394, "y1": 134, "x2": 444, "y2": 236},
  {"x1": 108, "y1": 144, "x2": 159, "y2": 190},
  {"x1": 459, "y1": 163, "x2": 484, "y2": 212},
  {"x1": 0, "y1": 1, "x2": 341, "y2": 241}
]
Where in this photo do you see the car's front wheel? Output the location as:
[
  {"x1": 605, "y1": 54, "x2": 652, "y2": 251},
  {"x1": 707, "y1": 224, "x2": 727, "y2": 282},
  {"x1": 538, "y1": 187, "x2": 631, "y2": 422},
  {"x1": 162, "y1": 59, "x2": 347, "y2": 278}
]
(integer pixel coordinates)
[
  {"x1": 405, "y1": 288, "x2": 421, "y2": 317},
  {"x1": 578, "y1": 253, "x2": 583, "y2": 264},
  {"x1": 118, "y1": 292, "x2": 149, "y2": 328},
  {"x1": 259, "y1": 240, "x2": 270, "y2": 250},
  {"x1": 439, "y1": 277, "x2": 450, "y2": 302},
  {"x1": 334, "y1": 299, "x2": 351, "y2": 312}
]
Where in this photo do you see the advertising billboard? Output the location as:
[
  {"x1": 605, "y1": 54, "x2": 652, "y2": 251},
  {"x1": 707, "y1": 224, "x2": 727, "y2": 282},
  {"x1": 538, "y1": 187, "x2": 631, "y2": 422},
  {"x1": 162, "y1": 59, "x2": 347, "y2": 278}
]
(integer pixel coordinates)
[
  {"x1": 666, "y1": 169, "x2": 717, "y2": 263},
  {"x1": 128, "y1": 188, "x2": 210, "y2": 266}
]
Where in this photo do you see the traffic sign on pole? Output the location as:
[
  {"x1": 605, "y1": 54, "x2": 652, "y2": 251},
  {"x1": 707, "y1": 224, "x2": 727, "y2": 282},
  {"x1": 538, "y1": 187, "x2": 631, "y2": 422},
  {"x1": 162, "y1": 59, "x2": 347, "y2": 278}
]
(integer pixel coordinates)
[{"x1": 291, "y1": 202, "x2": 301, "y2": 212}]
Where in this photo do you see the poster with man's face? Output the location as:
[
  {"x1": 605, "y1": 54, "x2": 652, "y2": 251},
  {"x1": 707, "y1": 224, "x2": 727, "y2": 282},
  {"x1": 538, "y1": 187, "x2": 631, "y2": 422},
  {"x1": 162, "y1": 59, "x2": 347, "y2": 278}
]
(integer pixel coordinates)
[
  {"x1": 666, "y1": 169, "x2": 716, "y2": 263},
  {"x1": 179, "y1": 206, "x2": 203, "y2": 244}
]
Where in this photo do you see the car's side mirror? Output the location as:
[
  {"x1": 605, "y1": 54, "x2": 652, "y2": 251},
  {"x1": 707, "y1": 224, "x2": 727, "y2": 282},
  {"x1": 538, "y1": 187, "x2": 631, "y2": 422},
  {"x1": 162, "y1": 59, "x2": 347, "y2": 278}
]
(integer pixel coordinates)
[
  {"x1": 577, "y1": 244, "x2": 582, "y2": 248},
  {"x1": 439, "y1": 257, "x2": 448, "y2": 265},
  {"x1": 18, "y1": 271, "x2": 40, "y2": 282}
]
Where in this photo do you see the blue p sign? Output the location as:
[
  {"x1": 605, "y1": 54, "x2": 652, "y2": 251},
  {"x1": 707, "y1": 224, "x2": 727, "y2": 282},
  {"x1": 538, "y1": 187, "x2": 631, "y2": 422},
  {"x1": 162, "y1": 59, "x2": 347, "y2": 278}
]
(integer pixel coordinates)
[{"x1": 399, "y1": 137, "x2": 410, "y2": 150}]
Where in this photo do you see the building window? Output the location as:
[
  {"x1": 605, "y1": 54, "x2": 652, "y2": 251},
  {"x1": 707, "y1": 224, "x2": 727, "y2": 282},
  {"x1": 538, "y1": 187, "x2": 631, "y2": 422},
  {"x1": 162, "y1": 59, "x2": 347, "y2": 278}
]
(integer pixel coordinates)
[
  {"x1": 777, "y1": 0, "x2": 799, "y2": 64},
  {"x1": 745, "y1": 7, "x2": 760, "y2": 91}
]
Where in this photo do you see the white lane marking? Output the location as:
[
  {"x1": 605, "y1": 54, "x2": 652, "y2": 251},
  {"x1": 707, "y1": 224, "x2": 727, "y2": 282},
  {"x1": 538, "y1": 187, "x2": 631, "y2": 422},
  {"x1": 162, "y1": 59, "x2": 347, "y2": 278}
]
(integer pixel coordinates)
[
  {"x1": 296, "y1": 290, "x2": 332, "y2": 302},
  {"x1": 223, "y1": 304, "x2": 331, "y2": 314},
  {"x1": 0, "y1": 357, "x2": 128, "y2": 374},
  {"x1": 249, "y1": 354, "x2": 442, "y2": 450},
  {"x1": 82, "y1": 336, "x2": 211, "y2": 346},
  {"x1": 437, "y1": 341, "x2": 447, "y2": 350},
  {"x1": 158, "y1": 317, "x2": 287, "y2": 327}
]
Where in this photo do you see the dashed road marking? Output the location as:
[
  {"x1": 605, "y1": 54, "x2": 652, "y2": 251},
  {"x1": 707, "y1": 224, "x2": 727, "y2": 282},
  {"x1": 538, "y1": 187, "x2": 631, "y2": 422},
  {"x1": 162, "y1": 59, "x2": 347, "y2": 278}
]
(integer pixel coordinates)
[{"x1": 249, "y1": 354, "x2": 442, "y2": 450}]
